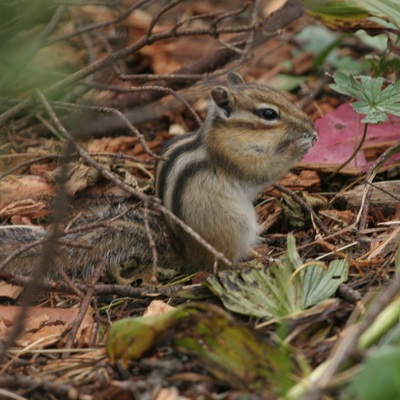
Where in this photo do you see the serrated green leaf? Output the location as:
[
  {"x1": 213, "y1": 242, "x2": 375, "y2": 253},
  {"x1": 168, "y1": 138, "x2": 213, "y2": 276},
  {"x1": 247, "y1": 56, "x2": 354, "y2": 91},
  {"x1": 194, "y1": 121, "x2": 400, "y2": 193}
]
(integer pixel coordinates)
[
  {"x1": 330, "y1": 72, "x2": 362, "y2": 98},
  {"x1": 378, "y1": 81, "x2": 400, "y2": 104},
  {"x1": 360, "y1": 75, "x2": 383, "y2": 102},
  {"x1": 362, "y1": 108, "x2": 388, "y2": 123},
  {"x1": 376, "y1": 105, "x2": 400, "y2": 116},
  {"x1": 350, "y1": 102, "x2": 370, "y2": 115},
  {"x1": 331, "y1": 72, "x2": 400, "y2": 123}
]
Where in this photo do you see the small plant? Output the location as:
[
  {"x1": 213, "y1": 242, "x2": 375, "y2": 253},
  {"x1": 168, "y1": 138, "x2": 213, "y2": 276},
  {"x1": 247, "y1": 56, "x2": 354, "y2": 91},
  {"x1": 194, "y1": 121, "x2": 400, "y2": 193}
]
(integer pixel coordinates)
[
  {"x1": 330, "y1": 72, "x2": 400, "y2": 123},
  {"x1": 329, "y1": 72, "x2": 400, "y2": 176},
  {"x1": 206, "y1": 234, "x2": 348, "y2": 320}
]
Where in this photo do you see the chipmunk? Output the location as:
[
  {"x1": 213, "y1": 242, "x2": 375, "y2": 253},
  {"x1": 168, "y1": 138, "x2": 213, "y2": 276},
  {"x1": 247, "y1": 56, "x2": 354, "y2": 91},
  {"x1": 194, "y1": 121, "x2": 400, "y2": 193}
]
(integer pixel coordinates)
[
  {"x1": 156, "y1": 71, "x2": 316, "y2": 272},
  {"x1": 0, "y1": 72, "x2": 317, "y2": 282}
]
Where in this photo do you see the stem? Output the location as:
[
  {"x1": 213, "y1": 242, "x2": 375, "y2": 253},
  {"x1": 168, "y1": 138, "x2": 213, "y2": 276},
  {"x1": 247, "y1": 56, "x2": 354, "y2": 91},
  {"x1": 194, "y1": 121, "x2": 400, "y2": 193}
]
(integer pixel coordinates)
[{"x1": 328, "y1": 122, "x2": 369, "y2": 180}]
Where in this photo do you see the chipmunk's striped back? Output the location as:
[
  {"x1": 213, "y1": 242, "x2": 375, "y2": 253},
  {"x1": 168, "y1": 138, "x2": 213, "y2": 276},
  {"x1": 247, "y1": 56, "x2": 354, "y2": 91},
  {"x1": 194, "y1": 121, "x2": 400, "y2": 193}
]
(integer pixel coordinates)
[{"x1": 156, "y1": 133, "x2": 206, "y2": 219}]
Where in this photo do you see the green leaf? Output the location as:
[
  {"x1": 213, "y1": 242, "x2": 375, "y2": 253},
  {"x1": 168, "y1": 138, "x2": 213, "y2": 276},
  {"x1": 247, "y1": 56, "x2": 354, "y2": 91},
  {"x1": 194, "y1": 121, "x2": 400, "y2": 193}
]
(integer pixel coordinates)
[
  {"x1": 302, "y1": 260, "x2": 349, "y2": 308},
  {"x1": 351, "y1": 0, "x2": 400, "y2": 29},
  {"x1": 303, "y1": 0, "x2": 369, "y2": 18},
  {"x1": 342, "y1": 346, "x2": 400, "y2": 400},
  {"x1": 360, "y1": 75, "x2": 384, "y2": 101},
  {"x1": 355, "y1": 30, "x2": 388, "y2": 51},
  {"x1": 330, "y1": 72, "x2": 400, "y2": 123},
  {"x1": 358, "y1": 297, "x2": 400, "y2": 350},
  {"x1": 330, "y1": 71, "x2": 362, "y2": 98},
  {"x1": 107, "y1": 307, "x2": 183, "y2": 361},
  {"x1": 379, "y1": 80, "x2": 400, "y2": 104},
  {"x1": 304, "y1": 0, "x2": 400, "y2": 30},
  {"x1": 270, "y1": 74, "x2": 307, "y2": 92},
  {"x1": 331, "y1": 55, "x2": 364, "y2": 74},
  {"x1": 107, "y1": 303, "x2": 291, "y2": 392},
  {"x1": 205, "y1": 234, "x2": 349, "y2": 320}
]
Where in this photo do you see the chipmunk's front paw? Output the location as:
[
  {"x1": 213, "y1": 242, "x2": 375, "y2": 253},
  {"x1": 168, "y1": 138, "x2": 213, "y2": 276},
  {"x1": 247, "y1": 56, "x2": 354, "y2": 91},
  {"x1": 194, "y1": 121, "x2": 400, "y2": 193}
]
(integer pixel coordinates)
[
  {"x1": 297, "y1": 130, "x2": 318, "y2": 155},
  {"x1": 108, "y1": 259, "x2": 180, "y2": 285}
]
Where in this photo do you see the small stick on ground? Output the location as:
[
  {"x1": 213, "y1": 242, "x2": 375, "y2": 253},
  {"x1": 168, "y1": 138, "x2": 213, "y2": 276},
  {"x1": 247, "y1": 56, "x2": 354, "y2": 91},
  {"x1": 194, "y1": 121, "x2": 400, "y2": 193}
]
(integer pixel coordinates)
[
  {"x1": 63, "y1": 260, "x2": 104, "y2": 355},
  {"x1": 54, "y1": 264, "x2": 85, "y2": 298},
  {"x1": 0, "y1": 272, "x2": 183, "y2": 297},
  {"x1": 357, "y1": 141, "x2": 400, "y2": 230}
]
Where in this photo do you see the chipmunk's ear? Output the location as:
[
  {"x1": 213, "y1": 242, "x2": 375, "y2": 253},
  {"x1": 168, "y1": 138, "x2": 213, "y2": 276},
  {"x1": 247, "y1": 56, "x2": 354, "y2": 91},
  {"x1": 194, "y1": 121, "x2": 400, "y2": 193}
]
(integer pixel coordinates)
[
  {"x1": 211, "y1": 86, "x2": 233, "y2": 117},
  {"x1": 227, "y1": 71, "x2": 245, "y2": 85}
]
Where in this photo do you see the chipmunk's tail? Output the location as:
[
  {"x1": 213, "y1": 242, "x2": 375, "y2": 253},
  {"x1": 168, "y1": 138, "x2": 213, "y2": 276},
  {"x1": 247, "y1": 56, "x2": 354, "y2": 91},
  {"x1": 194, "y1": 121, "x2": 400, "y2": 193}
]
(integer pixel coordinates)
[
  {"x1": 0, "y1": 207, "x2": 182, "y2": 283},
  {"x1": 0, "y1": 225, "x2": 48, "y2": 276}
]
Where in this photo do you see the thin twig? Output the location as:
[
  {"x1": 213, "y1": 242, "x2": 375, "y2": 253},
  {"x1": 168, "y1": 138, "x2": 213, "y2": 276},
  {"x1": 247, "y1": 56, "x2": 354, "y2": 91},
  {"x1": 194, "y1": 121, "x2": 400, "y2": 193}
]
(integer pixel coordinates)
[
  {"x1": 63, "y1": 260, "x2": 104, "y2": 354},
  {"x1": 145, "y1": 0, "x2": 186, "y2": 38},
  {"x1": 0, "y1": 23, "x2": 258, "y2": 125},
  {"x1": 54, "y1": 264, "x2": 85, "y2": 298},
  {"x1": 0, "y1": 374, "x2": 81, "y2": 399},
  {"x1": 50, "y1": 100, "x2": 160, "y2": 159},
  {"x1": 47, "y1": 0, "x2": 152, "y2": 45},
  {"x1": 124, "y1": 86, "x2": 202, "y2": 127},
  {"x1": 0, "y1": 155, "x2": 59, "y2": 181},
  {"x1": 0, "y1": 272, "x2": 183, "y2": 297},
  {"x1": 0, "y1": 151, "x2": 153, "y2": 181},
  {"x1": 357, "y1": 141, "x2": 400, "y2": 229}
]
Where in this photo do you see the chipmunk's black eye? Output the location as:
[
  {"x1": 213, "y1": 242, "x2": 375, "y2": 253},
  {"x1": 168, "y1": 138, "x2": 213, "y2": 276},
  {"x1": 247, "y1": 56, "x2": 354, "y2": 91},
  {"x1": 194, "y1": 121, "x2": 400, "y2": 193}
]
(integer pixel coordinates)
[{"x1": 258, "y1": 108, "x2": 279, "y2": 121}]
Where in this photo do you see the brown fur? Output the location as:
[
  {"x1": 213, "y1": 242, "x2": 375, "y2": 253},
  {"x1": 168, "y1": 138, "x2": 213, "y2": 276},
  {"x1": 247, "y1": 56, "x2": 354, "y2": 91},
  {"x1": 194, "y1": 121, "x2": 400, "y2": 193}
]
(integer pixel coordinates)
[{"x1": 156, "y1": 73, "x2": 317, "y2": 271}]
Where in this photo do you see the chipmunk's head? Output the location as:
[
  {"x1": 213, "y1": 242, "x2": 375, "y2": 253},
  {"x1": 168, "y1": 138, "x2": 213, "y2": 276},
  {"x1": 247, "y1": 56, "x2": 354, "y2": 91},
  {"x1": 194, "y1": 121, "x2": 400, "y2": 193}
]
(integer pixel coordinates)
[{"x1": 204, "y1": 72, "x2": 317, "y2": 184}]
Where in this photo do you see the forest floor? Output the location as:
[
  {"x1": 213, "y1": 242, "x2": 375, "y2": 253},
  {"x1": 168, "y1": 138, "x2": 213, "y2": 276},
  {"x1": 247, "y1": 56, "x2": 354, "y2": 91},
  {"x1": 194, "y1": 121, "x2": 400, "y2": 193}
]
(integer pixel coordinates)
[{"x1": 0, "y1": 1, "x2": 399, "y2": 399}]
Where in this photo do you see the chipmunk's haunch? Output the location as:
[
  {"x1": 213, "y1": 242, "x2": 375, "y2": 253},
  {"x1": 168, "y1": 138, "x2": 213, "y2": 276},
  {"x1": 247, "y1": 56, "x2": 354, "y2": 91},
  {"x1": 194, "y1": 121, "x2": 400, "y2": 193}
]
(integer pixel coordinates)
[{"x1": 0, "y1": 72, "x2": 317, "y2": 281}]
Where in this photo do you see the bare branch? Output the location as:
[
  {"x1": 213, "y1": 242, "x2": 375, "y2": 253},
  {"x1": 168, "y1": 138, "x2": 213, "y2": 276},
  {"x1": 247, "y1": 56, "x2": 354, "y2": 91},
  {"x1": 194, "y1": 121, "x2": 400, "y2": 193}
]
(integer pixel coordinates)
[
  {"x1": 63, "y1": 260, "x2": 104, "y2": 353},
  {"x1": 0, "y1": 0, "x2": 302, "y2": 126},
  {"x1": 47, "y1": 0, "x2": 151, "y2": 45}
]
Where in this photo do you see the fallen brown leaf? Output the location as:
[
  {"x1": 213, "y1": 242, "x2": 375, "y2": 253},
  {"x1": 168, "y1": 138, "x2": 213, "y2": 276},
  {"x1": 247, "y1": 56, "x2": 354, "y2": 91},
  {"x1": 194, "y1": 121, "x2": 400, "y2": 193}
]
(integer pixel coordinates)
[{"x1": 0, "y1": 305, "x2": 94, "y2": 348}]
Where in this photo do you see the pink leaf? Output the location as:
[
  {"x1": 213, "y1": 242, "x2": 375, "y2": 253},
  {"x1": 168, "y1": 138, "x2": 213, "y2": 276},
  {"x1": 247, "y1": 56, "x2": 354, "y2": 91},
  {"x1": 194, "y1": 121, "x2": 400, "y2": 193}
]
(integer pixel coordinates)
[{"x1": 303, "y1": 103, "x2": 400, "y2": 172}]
